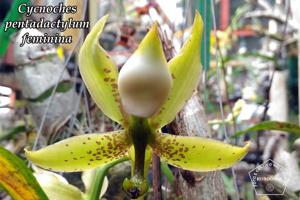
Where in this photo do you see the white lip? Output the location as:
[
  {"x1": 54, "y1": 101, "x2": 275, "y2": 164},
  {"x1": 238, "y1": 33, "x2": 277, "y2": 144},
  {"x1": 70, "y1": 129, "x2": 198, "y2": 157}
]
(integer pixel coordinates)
[
  {"x1": 118, "y1": 52, "x2": 172, "y2": 118},
  {"x1": 117, "y1": 24, "x2": 172, "y2": 118}
]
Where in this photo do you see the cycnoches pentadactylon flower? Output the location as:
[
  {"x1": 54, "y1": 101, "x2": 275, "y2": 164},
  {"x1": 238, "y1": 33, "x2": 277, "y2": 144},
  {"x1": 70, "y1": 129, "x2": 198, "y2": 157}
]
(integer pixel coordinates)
[{"x1": 26, "y1": 12, "x2": 249, "y2": 199}]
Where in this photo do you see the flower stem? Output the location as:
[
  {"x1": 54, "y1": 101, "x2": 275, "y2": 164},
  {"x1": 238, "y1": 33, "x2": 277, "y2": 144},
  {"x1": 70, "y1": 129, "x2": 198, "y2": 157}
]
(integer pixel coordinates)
[
  {"x1": 152, "y1": 154, "x2": 162, "y2": 200},
  {"x1": 85, "y1": 157, "x2": 128, "y2": 200}
]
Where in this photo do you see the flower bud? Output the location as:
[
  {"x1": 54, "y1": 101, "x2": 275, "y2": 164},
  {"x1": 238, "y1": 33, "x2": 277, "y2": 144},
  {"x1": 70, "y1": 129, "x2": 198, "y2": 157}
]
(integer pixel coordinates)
[{"x1": 118, "y1": 23, "x2": 172, "y2": 118}]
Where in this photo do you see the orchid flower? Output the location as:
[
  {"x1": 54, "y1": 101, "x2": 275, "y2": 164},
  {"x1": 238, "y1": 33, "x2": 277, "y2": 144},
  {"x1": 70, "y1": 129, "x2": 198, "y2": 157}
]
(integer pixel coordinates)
[{"x1": 25, "y1": 12, "x2": 249, "y2": 199}]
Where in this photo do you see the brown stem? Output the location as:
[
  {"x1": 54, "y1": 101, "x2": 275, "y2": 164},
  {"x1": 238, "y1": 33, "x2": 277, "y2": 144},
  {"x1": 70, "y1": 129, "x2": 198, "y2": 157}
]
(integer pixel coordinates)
[
  {"x1": 152, "y1": 154, "x2": 162, "y2": 200},
  {"x1": 174, "y1": 168, "x2": 183, "y2": 198}
]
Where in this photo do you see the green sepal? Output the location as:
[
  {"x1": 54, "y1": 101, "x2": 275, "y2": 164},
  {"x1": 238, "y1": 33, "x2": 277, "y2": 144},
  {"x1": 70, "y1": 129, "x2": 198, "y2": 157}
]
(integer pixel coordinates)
[
  {"x1": 151, "y1": 132, "x2": 249, "y2": 171},
  {"x1": 25, "y1": 131, "x2": 130, "y2": 172},
  {"x1": 79, "y1": 15, "x2": 127, "y2": 126},
  {"x1": 149, "y1": 11, "x2": 203, "y2": 129}
]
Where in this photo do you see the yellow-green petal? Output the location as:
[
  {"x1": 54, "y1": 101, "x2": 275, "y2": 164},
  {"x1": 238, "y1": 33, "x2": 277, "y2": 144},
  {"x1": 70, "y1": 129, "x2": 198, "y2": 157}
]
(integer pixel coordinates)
[
  {"x1": 0, "y1": 146, "x2": 48, "y2": 200},
  {"x1": 149, "y1": 11, "x2": 203, "y2": 129},
  {"x1": 79, "y1": 15, "x2": 126, "y2": 126},
  {"x1": 151, "y1": 132, "x2": 249, "y2": 171},
  {"x1": 25, "y1": 131, "x2": 130, "y2": 172}
]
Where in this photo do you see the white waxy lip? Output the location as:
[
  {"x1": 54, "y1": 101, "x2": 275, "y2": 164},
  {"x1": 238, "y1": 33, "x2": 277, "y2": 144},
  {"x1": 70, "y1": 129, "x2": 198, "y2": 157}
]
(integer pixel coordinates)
[{"x1": 118, "y1": 24, "x2": 172, "y2": 118}]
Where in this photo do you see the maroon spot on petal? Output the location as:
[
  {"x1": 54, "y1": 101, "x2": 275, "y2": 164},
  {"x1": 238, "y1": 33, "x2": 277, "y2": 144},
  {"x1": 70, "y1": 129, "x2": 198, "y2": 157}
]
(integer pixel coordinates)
[
  {"x1": 104, "y1": 68, "x2": 111, "y2": 73},
  {"x1": 111, "y1": 83, "x2": 118, "y2": 88}
]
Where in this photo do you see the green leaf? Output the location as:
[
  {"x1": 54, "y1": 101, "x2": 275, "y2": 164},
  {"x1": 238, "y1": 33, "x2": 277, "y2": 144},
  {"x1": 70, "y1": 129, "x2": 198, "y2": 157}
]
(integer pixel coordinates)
[
  {"x1": 27, "y1": 81, "x2": 73, "y2": 103},
  {"x1": 0, "y1": 0, "x2": 31, "y2": 56},
  {"x1": 0, "y1": 146, "x2": 48, "y2": 200},
  {"x1": 151, "y1": 132, "x2": 249, "y2": 171},
  {"x1": 0, "y1": 125, "x2": 26, "y2": 141},
  {"x1": 233, "y1": 121, "x2": 300, "y2": 138},
  {"x1": 149, "y1": 11, "x2": 203, "y2": 129},
  {"x1": 79, "y1": 15, "x2": 127, "y2": 126},
  {"x1": 224, "y1": 52, "x2": 279, "y2": 68},
  {"x1": 221, "y1": 172, "x2": 236, "y2": 197},
  {"x1": 25, "y1": 131, "x2": 131, "y2": 172}
]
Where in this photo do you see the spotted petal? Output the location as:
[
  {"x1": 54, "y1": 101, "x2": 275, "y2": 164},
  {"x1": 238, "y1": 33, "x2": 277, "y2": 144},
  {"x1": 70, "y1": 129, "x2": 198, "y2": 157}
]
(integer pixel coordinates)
[
  {"x1": 149, "y1": 11, "x2": 203, "y2": 129},
  {"x1": 79, "y1": 15, "x2": 126, "y2": 126},
  {"x1": 151, "y1": 132, "x2": 249, "y2": 171},
  {"x1": 25, "y1": 131, "x2": 130, "y2": 172}
]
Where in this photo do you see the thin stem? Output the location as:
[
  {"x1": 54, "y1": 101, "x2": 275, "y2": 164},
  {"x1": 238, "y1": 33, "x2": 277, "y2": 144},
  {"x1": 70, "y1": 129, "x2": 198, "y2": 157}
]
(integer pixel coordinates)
[
  {"x1": 217, "y1": 45, "x2": 237, "y2": 133},
  {"x1": 211, "y1": 1, "x2": 239, "y2": 199},
  {"x1": 152, "y1": 154, "x2": 162, "y2": 200},
  {"x1": 85, "y1": 158, "x2": 128, "y2": 200},
  {"x1": 210, "y1": 0, "x2": 228, "y2": 140},
  {"x1": 86, "y1": 168, "x2": 106, "y2": 200}
]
